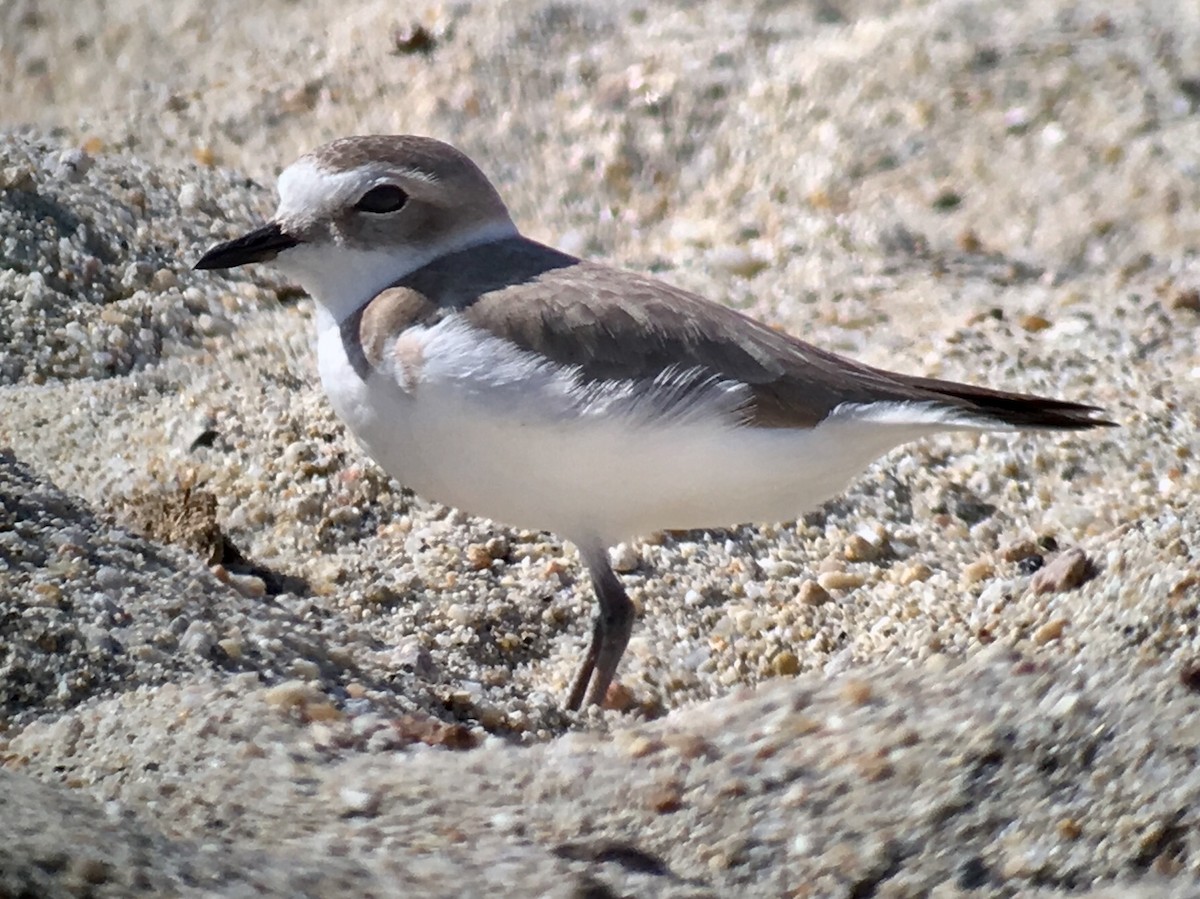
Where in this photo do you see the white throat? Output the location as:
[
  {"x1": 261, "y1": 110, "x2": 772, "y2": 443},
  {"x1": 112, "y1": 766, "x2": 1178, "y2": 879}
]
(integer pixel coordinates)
[{"x1": 273, "y1": 219, "x2": 519, "y2": 324}]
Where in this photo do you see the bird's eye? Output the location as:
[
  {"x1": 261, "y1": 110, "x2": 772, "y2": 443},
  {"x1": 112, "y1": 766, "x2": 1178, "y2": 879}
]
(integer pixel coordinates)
[{"x1": 354, "y1": 184, "x2": 408, "y2": 214}]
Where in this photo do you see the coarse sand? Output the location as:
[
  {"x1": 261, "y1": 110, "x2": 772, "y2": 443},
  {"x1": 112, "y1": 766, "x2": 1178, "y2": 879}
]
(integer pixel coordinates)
[{"x1": 2, "y1": 0, "x2": 1200, "y2": 895}]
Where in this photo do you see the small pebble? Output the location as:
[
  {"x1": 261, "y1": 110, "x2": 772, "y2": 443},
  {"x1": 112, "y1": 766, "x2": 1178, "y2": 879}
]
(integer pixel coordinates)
[
  {"x1": 263, "y1": 680, "x2": 324, "y2": 710},
  {"x1": 179, "y1": 621, "x2": 215, "y2": 656},
  {"x1": 1058, "y1": 819, "x2": 1083, "y2": 840},
  {"x1": 855, "y1": 751, "x2": 895, "y2": 782},
  {"x1": 623, "y1": 735, "x2": 663, "y2": 759},
  {"x1": 708, "y1": 246, "x2": 768, "y2": 278},
  {"x1": 610, "y1": 543, "x2": 639, "y2": 573},
  {"x1": 818, "y1": 571, "x2": 865, "y2": 591},
  {"x1": 177, "y1": 182, "x2": 202, "y2": 210},
  {"x1": 1034, "y1": 618, "x2": 1068, "y2": 645},
  {"x1": 647, "y1": 783, "x2": 684, "y2": 814},
  {"x1": 798, "y1": 580, "x2": 831, "y2": 605},
  {"x1": 52, "y1": 148, "x2": 92, "y2": 181},
  {"x1": 604, "y1": 682, "x2": 637, "y2": 712},
  {"x1": 960, "y1": 560, "x2": 994, "y2": 585},
  {"x1": 843, "y1": 534, "x2": 881, "y2": 562},
  {"x1": 466, "y1": 544, "x2": 493, "y2": 570},
  {"x1": 151, "y1": 268, "x2": 178, "y2": 291},
  {"x1": 1169, "y1": 287, "x2": 1200, "y2": 311},
  {"x1": 1000, "y1": 538, "x2": 1039, "y2": 562},
  {"x1": 305, "y1": 702, "x2": 343, "y2": 722},
  {"x1": 338, "y1": 786, "x2": 382, "y2": 817},
  {"x1": 1030, "y1": 548, "x2": 1093, "y2": 594},
  {"x1": 840, "y1": 678, "x2": 874, "y2": 705},
  {"x1": 898, "y1": 563, "x2": 934, "y2": 585},
  {"x1": 773, "y1": 650, "x2": 800, "y2": 676}
]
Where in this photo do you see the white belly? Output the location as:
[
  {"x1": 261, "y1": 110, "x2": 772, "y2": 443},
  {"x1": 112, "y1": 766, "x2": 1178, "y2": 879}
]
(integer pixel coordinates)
[{"x1": 317, "y1": 313, "x2": 947, "y2": 547}]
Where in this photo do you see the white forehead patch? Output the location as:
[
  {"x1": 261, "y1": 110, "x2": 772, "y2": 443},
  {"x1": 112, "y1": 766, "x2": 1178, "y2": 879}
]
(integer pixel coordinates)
[
  {"x1": 274, "y1": 158, "x2": 445, "y2": 226},
  {"x1": 274, "y1": 157, "x2": 364, "y2": 225}
]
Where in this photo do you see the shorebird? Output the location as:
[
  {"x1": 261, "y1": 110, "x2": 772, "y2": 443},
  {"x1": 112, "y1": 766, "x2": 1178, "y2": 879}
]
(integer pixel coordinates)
[{"x1": 195, "y1": 135, "x2": 1112, "y2": 710}]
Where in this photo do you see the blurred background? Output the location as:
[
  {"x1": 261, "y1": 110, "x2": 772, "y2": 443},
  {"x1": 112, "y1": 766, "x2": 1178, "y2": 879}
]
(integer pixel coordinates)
[{"x1": 5, "y1": 0, "x2": 1199, "y2": 307}]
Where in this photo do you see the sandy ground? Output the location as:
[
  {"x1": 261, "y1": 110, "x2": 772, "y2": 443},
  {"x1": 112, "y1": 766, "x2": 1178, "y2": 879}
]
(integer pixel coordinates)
[{"x1": 2, "y1": 0, "x2": 1200, "y2": 895}]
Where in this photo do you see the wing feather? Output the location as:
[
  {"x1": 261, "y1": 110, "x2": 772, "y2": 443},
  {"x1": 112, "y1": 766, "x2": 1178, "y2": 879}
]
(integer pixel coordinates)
[{"x1": 364, "y1": 236, "x2": 1112, "y2": 431}]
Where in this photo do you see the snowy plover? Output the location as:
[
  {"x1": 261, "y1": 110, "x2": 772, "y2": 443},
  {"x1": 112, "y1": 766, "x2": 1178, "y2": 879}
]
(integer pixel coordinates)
[{"x1": 195, "y1": 135, "x2": 1112, "y2": 710}]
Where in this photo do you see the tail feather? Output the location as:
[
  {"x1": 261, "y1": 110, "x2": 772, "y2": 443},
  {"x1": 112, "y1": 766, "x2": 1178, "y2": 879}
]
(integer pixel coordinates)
[{"x1": 900, "y1": 374, "x2": 1116, "y2": 431}]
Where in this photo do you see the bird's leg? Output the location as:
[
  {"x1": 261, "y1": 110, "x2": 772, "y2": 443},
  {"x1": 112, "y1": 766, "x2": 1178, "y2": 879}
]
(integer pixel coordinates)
[
  {"x1": 564, "y1": 545, "x2": 635, "y2": 711},
  {"x1": 565, "y1": 616, "x2": 602, "y2": 712}
]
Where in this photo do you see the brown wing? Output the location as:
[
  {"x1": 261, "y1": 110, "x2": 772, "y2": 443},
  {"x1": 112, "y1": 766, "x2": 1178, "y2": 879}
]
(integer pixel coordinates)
[{"x1": 384, "y1": 236, "x2": 1113, "y2": 431}]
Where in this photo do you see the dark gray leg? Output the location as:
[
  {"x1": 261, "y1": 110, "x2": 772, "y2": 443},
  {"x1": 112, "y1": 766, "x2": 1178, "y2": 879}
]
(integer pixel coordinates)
[{"x1": 564, "y1": 545, "x2": 635, "y2": 711}]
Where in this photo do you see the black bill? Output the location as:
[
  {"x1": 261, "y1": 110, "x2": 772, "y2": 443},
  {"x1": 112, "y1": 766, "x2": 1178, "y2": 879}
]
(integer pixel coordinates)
[{"x1": 194, "y1": 221, "x2": 300, "y2": 270}]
